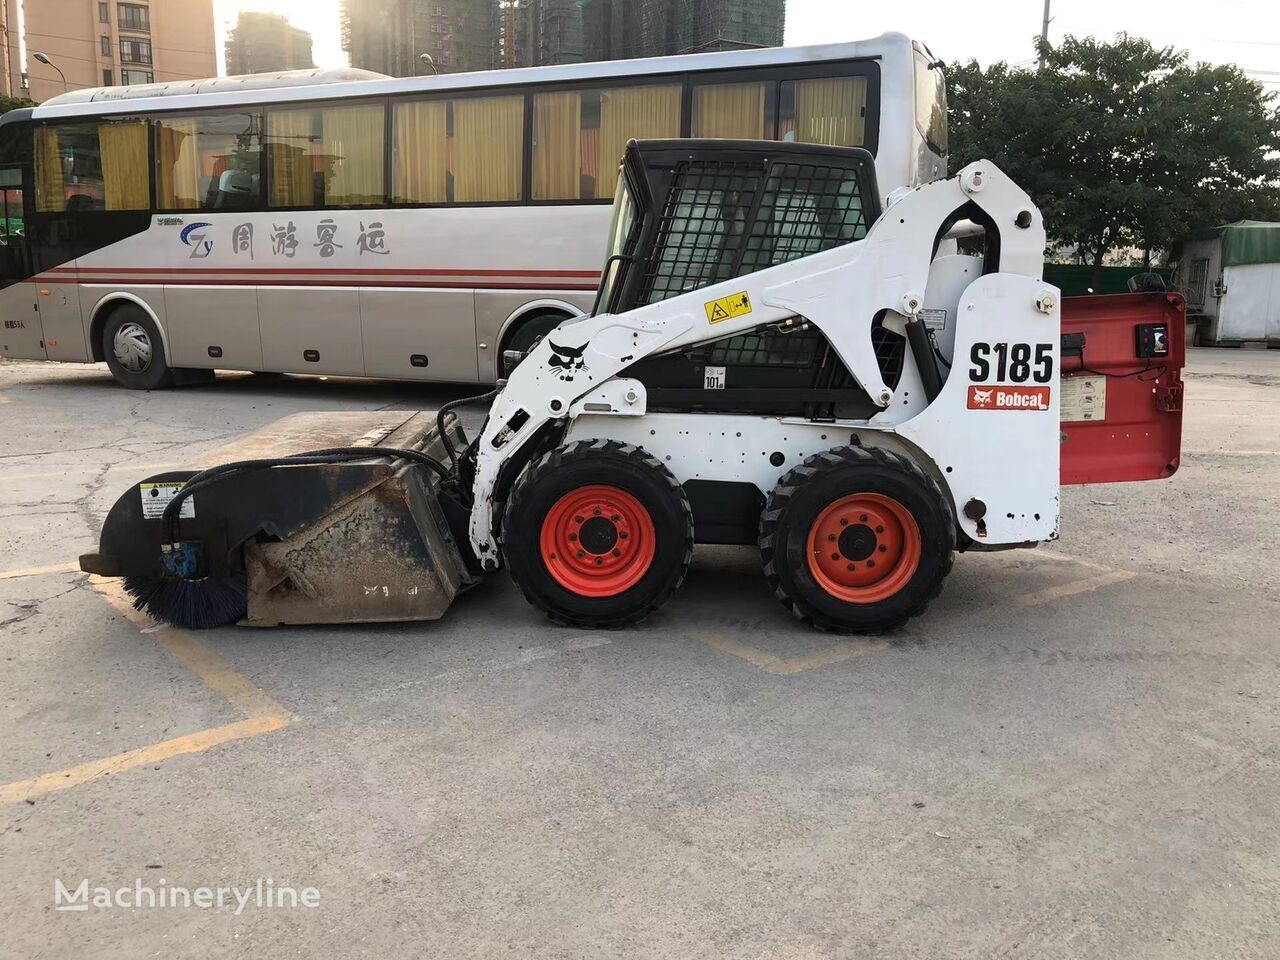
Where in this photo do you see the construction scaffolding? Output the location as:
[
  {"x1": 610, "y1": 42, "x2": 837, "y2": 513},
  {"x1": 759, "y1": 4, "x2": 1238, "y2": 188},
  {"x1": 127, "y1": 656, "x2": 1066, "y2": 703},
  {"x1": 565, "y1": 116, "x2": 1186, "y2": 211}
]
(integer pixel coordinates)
[{"x1": 582, "y1": 0, "x2": 784, "y2": 61}]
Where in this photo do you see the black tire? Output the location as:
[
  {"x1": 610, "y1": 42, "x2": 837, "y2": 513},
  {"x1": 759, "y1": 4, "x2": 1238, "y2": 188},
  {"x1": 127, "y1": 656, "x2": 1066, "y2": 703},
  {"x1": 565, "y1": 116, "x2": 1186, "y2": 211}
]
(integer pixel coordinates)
[
  {"x1": 502, "y1": 312, "x2": 570, "y2": 375},
  {"x1": 759, "y1": 446, "x2": 955, "y2": 634},
  {"x1": 504, "y1": 439, "x2": 694, "y2": 628},
  {"x1": 102, "y1": 305, "x2": 174, "y2": 390}
]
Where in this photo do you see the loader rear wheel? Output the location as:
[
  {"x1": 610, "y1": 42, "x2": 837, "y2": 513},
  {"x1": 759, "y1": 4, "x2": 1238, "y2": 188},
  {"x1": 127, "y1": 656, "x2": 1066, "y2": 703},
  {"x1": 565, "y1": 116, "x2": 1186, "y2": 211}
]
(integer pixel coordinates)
[
  {"x1": 504, "y1": 440, "x2": 693, "y2": 628},
  {"x1": 759, "y1": 446, "x2": 954, "y2": 633}
]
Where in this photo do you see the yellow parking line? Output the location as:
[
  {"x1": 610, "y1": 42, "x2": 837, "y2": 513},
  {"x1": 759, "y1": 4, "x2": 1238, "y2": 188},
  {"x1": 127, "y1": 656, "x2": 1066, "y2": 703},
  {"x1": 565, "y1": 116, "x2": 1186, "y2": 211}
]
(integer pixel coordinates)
[
  {"x1": 93, "y1": 579, "x2": 291, "y2": 720},
  {"x1": 0, "y1": 579, "x2": 294, "y2": 804},
  {"x1": 698, "y1": 632, "x2": 887, "y2": 675},
  {"x1": 0, "y1": 561, "x2": 81, "y2": 581},
  {"x1": 0, "y1": 715, "x2": 288, "y2": 805},
  {"x1": 1013, "y1": 569, "x2": 1136, "y2": 608}
]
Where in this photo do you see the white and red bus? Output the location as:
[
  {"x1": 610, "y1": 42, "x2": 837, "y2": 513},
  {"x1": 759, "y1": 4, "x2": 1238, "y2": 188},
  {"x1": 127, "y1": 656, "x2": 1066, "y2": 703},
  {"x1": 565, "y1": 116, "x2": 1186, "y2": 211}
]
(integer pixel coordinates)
[{"x1": 0, "y1": 33, "x2": 947, "y2": 388}]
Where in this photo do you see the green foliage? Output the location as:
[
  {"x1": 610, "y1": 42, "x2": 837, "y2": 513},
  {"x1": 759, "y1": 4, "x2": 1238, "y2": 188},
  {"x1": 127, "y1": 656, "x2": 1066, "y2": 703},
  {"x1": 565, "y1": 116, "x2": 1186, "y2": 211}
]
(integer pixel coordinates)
[
  {"x1": 948, "y1": 34, "x2": 1280, "y2": 277},
  {"x1": 0, "y1": 94, "x2": 34, "y2": 116}
]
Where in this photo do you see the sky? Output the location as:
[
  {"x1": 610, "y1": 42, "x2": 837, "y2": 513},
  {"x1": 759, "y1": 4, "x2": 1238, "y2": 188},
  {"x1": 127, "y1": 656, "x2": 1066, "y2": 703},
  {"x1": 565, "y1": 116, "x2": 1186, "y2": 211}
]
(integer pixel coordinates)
[{"x1": 213, "y1": 0, "x2": 1279, "y2": 92}]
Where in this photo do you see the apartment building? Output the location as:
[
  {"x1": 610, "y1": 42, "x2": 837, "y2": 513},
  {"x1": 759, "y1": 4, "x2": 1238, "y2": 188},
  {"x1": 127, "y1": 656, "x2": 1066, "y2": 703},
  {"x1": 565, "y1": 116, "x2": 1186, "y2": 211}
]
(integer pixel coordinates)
[
  {"x1": 225, "y1": 11, "x2": 315, "y2": 76},
  {"x1": 342, "y1": 0, "x2": 496, "y2": 76},
  {"x1": 1, "y1": 0, "x2": 217, "y2": 103}
]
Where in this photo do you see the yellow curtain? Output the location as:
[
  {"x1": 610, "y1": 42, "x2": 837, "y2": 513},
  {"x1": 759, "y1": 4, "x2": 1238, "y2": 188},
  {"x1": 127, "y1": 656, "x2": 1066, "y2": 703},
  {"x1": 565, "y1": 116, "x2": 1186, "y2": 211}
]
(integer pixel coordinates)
[
  {"x1": 269, "y1": 109, "x2": 315, "y2": 207},
  {"x1": 324, "y1": 105, "x2": 385, "y2": 205},
  {"x1": 393, "y1": 101, "x2": 447, "y2": 203},
  {"x1": 793, "y1": 77, "x2": 867, "y2": 147},
  {"x1": 598, "y1": 85, "x2": 681, "y2": 197},
  {"x1": 532, "y1": 92, "x2": 581, "y2": 201},
  {"x1": 693, "y1": 83, "x2": 766, "y2": 139},
  {"x1": 35, "y1": 128, "x2": 65, "y2": 213},
  {"x1": 99, "y1": 123, "x2": 149, "y2": 210},
  {"x1": 156, "y1": 118, "x2": 200, "y2": 209},
  {"x1": 453, "y1": 96, "x2": 523, "y2": 203}
]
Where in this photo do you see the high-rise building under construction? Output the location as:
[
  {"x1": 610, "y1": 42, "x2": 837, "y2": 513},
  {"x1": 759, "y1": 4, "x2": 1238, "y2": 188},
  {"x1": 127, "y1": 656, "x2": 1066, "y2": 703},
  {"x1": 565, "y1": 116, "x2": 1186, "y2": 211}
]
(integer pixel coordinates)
[
  {"x1": 341, "y1": 0, "x2": 497, "y2": 76},
  {"x1": 581, "y1": 0, "x2": 785, "y2": 61}
]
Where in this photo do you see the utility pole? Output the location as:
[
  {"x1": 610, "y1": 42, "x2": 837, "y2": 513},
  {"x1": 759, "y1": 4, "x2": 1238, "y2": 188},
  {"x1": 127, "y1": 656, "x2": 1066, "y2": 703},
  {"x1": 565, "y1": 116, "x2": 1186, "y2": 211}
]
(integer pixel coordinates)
[{"x1": 1038, "y1": 0, "x2": 1052, "y2": 71}]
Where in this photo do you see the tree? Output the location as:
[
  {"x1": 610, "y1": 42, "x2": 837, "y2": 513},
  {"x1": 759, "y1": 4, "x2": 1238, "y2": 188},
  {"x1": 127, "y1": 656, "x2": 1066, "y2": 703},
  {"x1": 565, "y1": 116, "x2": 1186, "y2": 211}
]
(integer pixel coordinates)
[
  {"x1": 948, "y1": 34, "x2": 1280, "y2": 287},
  {"x1": 0, "y1": 94, "x2": 34, "y2": 116}
]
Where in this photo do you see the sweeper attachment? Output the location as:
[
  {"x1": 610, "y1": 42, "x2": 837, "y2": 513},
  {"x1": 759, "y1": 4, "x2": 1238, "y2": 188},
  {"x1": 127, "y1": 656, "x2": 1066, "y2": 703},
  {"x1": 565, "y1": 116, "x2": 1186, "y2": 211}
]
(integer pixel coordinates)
[{"x1": 81, "y1": 139, "x2": 1185, "y2": 633}]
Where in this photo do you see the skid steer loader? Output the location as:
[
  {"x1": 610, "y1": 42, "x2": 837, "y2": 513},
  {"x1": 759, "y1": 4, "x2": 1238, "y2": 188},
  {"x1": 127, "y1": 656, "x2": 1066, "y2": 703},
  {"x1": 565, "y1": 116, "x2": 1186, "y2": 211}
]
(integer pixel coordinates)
[{"x1": 80, "y1": 140, "x2": 1186, "y2": 633}]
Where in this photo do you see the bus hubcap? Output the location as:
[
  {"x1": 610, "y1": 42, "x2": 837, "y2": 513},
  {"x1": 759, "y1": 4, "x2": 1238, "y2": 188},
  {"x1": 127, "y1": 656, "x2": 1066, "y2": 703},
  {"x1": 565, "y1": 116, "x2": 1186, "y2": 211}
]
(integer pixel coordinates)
[{"x1": 113, "y1": 322, "x2": 153, "y2": 374}]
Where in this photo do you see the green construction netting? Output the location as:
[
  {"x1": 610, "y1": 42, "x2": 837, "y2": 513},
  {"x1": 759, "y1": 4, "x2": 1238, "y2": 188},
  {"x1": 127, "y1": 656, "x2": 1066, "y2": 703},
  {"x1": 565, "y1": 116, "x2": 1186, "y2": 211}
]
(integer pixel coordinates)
[{"x1": 1221, "y1": 221, "x2": 1280, "y2": 268}]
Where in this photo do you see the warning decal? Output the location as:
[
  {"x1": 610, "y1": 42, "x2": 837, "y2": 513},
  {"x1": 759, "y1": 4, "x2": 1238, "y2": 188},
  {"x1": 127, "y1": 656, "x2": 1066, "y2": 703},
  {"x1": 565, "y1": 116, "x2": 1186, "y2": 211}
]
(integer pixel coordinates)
[
  {"x1": 139, "y1": 482, "x2": 195, "y2": 520},
  {"x1": 704, "y1": 291, "x2": 752, "y2": 324}
]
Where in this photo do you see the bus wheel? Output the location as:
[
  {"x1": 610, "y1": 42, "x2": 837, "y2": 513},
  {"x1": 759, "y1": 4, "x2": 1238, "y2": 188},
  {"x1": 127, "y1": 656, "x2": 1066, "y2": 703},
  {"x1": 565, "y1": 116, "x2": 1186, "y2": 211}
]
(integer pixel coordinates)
[
  {"x1": 503, "y1": 439, "x2": 694, "y2": 628},
  {"x1": 501, "y1": 312, "x2": 569, "y2": 376},
  {"x1": 102, "y1": 306, "x2": 174, "y2": 390},
  {"x1": 759, "y1": 446, "x2": 955, "y2": 634}
]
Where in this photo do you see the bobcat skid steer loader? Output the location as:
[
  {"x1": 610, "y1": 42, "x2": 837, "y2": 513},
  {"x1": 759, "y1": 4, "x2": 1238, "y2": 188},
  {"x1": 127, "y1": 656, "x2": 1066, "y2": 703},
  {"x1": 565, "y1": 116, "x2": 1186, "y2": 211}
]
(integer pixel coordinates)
[{"x1": 81, "y1": 140, "x2": 1186, "y2": 633}]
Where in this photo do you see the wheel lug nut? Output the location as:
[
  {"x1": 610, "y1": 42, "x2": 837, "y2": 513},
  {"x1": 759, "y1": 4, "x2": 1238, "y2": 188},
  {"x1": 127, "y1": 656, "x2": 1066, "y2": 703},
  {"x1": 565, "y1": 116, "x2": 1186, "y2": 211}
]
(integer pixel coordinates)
[
  {"x1": 595, "y1": 557, "x2": 603, "y2": 565},
  {"x1": 568, "y1": 533, "x2": 577, "y2": 541},
  {"x1": 839, "y1": 518, "x2": 848, "y2": 526},
  {"x1": 577, "y1": 550, "x2": 585, "y2": 558},
  {"x1": 878, "y1": 544, "x2": 887, "y2": 553},
  {"x1": 611, "y1": 514, "x2": 620, "y2": 521},
  {"x1": 612, "y1": 549, "x2": 621, "y2": 557},
  {"x1": 575, "y1": 515, "x2": 584, "y2": 523},
  {"x1": 846, "y1": 563, "x2": 855, "y2": 571},
  {"x1": 867, "y1": 560, "x2": 876, "y2": 568},
  {"x1": 876, "y1": 525, "x2": 884, "y2": 533},
  {"x1": 860, "y1": 514, "x2": 868, "y2": 522},
  {"x1": 619, "y1": 531, "x2": 629, "y2": 540},
  {"x1": 828, "y1": 534, "x2": 836, "y2": 541},
  {"x1": 831, "y1": 552, "x2": 840, "y2": 561},
  {"x1": 593, "y1": 507, "x2": 602, "y2": 515}
]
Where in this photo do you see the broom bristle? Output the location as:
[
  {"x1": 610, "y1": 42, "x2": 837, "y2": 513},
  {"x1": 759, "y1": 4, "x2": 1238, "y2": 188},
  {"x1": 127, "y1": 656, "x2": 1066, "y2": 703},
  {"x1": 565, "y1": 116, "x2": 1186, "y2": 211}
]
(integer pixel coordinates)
[{"x1": 122, "y1": 576, "x2": 248, "y2": 630}]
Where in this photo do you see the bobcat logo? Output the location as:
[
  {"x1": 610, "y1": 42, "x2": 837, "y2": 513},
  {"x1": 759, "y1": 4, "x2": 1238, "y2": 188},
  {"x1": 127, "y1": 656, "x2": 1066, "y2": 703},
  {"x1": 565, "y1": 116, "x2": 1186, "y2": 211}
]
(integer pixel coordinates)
[
  {"x1": 547, "y1": 340, "x2": 588, "y2": 382},
  {"x1": 971, "y1": 388, "x2": 994, "y2": 407}
]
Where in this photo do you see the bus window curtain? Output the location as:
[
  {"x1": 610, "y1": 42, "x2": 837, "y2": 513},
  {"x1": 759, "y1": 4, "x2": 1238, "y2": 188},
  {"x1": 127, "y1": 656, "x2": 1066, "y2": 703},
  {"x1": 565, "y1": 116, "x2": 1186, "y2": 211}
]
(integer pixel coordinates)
[
  {"x1": 598, "y1": 85, "x2": 681, "y2": 197},
  {"x1": 693, "y1": 83, "x2": 766, "y2": 139},
  {"x1": 393, "y1": 101, "x2": 447, "y2": 203},
  {"x1": 532, "y1": 92, "x2": 581, "y2": 201},
  {"x1": 269, "y1": 110, "x2": 315, "y2": 207},
  {"x1": 98, "y1": 123, "x2": 149, "y2": 210},
  {"x1": 35, "y1": 128, "x2": 65, "y2": 213},
  {"x1": 793, "y1": 77, "x2": 867, "y2": 147},
  {"x1": 324, "y1": 105, "x2": 385, "y2": 205},
  {"x1": 453, "y1": 96, "x2": 523, "y2": 203},
  {"x1": 156, "y1": 119, "x2": 200, "y2": 209}
]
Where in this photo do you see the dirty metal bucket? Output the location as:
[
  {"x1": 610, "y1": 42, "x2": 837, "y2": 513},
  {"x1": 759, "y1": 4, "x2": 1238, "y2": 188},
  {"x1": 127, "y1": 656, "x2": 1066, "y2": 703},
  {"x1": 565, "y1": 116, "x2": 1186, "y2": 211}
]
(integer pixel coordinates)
[{"x1": 81, "y1": 411, "x2": 479, "y2": 627}]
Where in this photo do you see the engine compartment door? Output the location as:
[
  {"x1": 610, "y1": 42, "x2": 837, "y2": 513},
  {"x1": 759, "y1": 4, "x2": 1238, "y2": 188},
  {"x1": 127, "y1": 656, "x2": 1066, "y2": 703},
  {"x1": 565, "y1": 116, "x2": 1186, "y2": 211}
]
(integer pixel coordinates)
[{"x1": 1059, "y1": 292, "x2": 1186, "y2": 484}]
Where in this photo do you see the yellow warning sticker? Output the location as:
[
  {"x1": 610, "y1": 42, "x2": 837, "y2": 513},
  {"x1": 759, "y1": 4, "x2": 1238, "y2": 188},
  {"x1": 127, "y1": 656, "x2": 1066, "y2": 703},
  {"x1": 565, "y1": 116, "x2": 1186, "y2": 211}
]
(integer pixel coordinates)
[{"x1": 704, "y1": 291, "x2": 752, "y2": 324}]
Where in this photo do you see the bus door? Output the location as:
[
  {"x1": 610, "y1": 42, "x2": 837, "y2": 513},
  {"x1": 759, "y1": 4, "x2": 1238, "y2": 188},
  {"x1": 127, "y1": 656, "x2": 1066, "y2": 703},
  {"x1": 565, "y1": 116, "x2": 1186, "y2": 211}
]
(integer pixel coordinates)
[{"x1": 0, "y1": 164, "x2": 44, "y2": 360}]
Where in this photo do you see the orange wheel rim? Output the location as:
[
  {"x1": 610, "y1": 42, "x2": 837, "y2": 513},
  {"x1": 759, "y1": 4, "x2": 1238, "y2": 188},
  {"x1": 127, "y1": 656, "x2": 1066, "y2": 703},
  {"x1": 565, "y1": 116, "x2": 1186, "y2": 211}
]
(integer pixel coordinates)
[
  {"x1": 539, "y1": 485, "x2": 657, "y2": 597},
  {"x1": 805, "y1": 493, "x2": 921, "y2": 603}
]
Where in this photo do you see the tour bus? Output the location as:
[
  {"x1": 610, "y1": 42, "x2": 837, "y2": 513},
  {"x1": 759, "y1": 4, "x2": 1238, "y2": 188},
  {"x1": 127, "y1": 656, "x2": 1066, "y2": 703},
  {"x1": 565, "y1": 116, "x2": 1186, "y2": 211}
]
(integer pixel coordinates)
[{"x1": 0, "y1": 33, "x2": 947, "y2": 389}]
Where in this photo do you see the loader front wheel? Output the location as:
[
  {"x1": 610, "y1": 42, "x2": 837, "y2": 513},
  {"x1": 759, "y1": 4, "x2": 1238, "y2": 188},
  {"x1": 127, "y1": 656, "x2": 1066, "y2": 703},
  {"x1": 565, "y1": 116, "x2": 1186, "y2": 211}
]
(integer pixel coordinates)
[
  {"x1": 504, "y1": 440, "x2": 694, "y2": 628},
  {"x1": 760, "y1": 446, "x2": 955, "y2": 633}
]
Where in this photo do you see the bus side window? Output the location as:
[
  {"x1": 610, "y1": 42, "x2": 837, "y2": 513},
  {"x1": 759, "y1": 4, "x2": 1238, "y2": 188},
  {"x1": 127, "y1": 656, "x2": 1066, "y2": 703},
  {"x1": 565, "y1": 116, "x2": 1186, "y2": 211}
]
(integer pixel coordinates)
[
  {"x1": 531, "y1": 84, "x2": 681, "y2": 202},
  {"x1": 778, "y1": 77, "x2": 868, "y2": 148},
  {"x1": 691, "y1": 81, "x2": 777, "y2": 140},
  {"x1": 393, "y1": 95, "x2": 523, "y2": 205},
  {"x1": 156, "y1": 112, "x2": 264, "y2": 211},
  {"x1": 267, "y1": 104, "x2": 386, "y2": 208},
  {"x1": 35, "y1": 121, "x2": 148, "y2": 213}
]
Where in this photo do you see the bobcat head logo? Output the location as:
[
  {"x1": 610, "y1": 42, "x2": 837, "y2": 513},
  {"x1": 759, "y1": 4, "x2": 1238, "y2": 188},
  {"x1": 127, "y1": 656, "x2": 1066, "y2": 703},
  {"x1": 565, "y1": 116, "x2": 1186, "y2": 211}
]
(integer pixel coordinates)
[
  {"x1": 971, "y1": 388, "x2": 994, "y2": 407},
  {"x1": 547, "y1": 340, "x2": 588, "y2": 381}
]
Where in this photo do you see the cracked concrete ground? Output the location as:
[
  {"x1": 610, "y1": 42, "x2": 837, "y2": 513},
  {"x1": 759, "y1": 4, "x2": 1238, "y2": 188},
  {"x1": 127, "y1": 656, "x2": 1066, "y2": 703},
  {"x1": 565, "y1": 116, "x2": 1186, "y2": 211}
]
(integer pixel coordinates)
[{"x1": 0, "y1": 349, "x2": 1277, "y2": 959}]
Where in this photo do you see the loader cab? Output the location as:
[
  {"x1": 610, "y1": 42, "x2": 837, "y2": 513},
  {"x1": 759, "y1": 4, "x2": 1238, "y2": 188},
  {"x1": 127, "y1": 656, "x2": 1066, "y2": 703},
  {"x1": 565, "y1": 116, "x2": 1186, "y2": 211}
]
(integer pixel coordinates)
[
  {"x1": 597, "y1": 139, "x2": 901, "y2": 420},
  {"x1": 598, "y1": 138, "x2": 882, "y2": 317}
]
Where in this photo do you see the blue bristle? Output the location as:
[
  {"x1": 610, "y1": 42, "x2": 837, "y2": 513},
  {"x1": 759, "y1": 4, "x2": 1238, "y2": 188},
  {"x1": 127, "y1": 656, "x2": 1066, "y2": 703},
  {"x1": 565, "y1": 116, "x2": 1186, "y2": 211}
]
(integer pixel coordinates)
[{"x1": 122, "y1": 576, "x2": 248, "y2": 630}]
